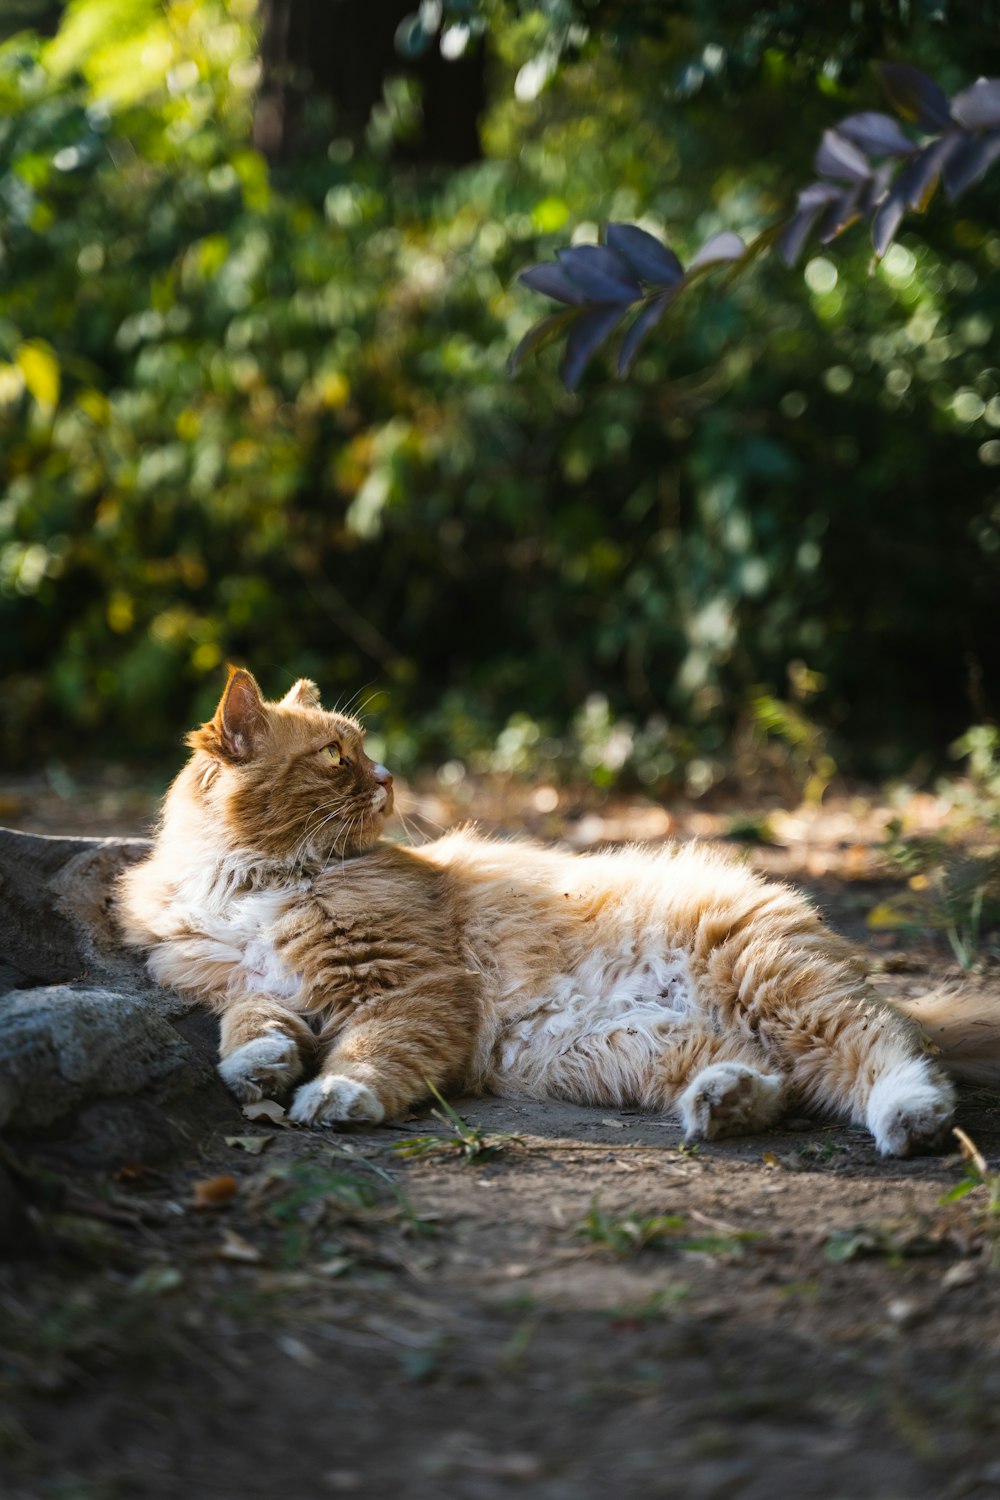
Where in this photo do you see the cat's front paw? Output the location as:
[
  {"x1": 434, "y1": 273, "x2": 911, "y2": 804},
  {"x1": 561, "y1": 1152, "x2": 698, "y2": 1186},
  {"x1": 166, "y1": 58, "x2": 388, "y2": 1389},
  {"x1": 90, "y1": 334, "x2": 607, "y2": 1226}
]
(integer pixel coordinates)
[
  {"x1": 218, "y1": 1033, "x2": 304, "y2": 1103},
  {"x1": 679, "y1": 1061, "x2": 786, "y2": 1142},
  {"x1": 288, "y1": 1075, "x2": 386, "y2": 1127},
  {"x1": 866, "y1": 1069, "x2": 955, "y2": 1156}
]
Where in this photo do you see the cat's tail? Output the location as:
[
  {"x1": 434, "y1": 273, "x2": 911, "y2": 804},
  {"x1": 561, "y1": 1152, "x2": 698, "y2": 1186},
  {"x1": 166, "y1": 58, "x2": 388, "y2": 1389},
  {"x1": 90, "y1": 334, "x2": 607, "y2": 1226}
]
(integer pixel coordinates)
[{"x1": 893, "y1": 988, "x2": 1000, "y2": 1088}]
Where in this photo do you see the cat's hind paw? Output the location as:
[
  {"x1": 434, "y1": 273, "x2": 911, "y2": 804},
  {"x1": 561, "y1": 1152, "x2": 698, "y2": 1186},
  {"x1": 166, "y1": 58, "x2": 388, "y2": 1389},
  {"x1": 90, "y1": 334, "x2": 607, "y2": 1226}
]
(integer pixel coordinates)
[
  {"x1": 866, "y1": 1068, "x2": 955, "y2": 1157},
  {"x1": 218, "y1": 1032, "x2": 304, "y2": 1103},
  {"x1": 288, "y1": 1075, "x2": 386, "y2": 1127},
  {"x1": 679, "y1": 1062, "x2": 786, "y2": 1142}
]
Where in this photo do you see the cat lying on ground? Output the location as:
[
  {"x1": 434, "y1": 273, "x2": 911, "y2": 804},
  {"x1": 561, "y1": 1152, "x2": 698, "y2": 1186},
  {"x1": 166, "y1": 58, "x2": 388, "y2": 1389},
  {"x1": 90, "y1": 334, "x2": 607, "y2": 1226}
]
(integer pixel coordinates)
[{"x1": 119, "y1": 668, "x2": 999, "y2": 1156}]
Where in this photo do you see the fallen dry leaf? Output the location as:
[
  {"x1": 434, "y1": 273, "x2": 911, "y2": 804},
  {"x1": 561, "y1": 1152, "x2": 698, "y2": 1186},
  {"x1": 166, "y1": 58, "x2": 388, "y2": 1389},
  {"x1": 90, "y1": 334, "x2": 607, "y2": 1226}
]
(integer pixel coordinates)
[
  {"x1": 241, "y1": 1100, "x2": 288, "y2": 1125},
  {"x1": 224, "y1": 1134, "x2": 274, "y2": 1155},
  {"x1": 192, "y1": 1174, "x2": 238, "y2": 1209},
  {"x1": 214, "y1": 1229, "x2": 262, "y2": 1264}
]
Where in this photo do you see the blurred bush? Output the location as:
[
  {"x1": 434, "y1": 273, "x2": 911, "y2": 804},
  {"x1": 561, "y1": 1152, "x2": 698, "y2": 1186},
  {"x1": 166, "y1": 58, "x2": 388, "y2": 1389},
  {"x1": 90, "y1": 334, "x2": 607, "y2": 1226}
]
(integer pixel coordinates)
[{"x1": 1, "y1": 0, "x2": 998, "y2": 784}]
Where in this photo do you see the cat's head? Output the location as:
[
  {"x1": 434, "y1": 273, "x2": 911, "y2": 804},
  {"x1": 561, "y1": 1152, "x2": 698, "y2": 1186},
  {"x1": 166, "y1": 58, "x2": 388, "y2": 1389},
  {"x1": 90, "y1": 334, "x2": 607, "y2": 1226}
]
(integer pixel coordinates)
[{"x1": 179, "y1": 667, "x2": 393, "y2": 863}]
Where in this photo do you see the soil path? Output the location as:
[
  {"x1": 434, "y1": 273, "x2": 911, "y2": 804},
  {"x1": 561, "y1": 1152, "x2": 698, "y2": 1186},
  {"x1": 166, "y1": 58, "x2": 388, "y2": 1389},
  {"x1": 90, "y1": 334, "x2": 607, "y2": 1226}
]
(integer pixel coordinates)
[{"x1": 1, "y1": 775, "x2": 998, "y2": 1500}]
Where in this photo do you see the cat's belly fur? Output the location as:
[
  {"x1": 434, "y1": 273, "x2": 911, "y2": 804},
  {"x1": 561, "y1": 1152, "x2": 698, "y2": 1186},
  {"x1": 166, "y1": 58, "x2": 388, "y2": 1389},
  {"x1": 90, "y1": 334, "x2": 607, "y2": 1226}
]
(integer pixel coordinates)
[{"x1": 485, "y1": 946, "x2": 700, "y2": 1105}]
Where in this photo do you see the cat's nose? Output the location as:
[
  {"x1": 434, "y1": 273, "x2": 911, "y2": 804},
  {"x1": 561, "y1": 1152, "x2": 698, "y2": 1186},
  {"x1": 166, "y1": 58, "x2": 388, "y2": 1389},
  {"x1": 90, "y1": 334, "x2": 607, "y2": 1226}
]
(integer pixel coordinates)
[{"x1": 373, "y1": 764, "x2": 393, "y2": 788}]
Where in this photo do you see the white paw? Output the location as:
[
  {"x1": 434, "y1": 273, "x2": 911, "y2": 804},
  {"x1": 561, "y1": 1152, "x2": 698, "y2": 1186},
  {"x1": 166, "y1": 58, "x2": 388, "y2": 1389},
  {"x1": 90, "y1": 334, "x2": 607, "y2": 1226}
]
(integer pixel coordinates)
[
  {"x1": 679, "y1": 1062, "x2": 786, "y2": 1142},
  {"x1": 867, "y1": 1068, "x2": 955, "y2": 1156},
  {"x1": 218, "y1": 1033, "x2": 304, "y2": 1103},
  {"x1": 288, "y1": 1075, "x2": 386, "y2": 1127}
]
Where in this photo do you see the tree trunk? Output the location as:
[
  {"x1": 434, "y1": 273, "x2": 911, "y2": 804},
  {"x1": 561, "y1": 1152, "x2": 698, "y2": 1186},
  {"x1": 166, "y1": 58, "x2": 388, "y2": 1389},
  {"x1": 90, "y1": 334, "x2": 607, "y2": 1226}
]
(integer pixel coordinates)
[{"x1": 253, "y1": 0, "x2": 484, "y2": 165}]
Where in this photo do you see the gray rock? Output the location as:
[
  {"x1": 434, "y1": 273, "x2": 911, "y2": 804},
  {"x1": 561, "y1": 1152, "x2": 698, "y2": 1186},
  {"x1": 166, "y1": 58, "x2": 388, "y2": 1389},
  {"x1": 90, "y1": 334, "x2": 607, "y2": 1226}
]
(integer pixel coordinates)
[
  {"x1": 0, "y1": 984, "x2": 211, "y2": 1131},
  {"x1": 0, "y1": 826, "x2": 238, "y2": 1166}
]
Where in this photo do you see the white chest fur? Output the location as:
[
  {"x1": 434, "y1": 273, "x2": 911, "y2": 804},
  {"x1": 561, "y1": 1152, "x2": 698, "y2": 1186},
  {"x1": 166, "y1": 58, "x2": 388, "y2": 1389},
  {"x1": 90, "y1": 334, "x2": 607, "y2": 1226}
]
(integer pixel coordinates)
[{"x1": 145, "y1": 872, "x2": 304, "y2": 1006}]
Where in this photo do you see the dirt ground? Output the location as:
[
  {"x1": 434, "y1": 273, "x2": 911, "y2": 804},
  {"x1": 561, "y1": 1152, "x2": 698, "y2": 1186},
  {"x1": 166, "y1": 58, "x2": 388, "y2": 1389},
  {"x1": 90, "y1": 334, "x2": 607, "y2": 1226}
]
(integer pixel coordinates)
[{"x1": 2, "y1": 770, "x2": 999, "y2": 1500}]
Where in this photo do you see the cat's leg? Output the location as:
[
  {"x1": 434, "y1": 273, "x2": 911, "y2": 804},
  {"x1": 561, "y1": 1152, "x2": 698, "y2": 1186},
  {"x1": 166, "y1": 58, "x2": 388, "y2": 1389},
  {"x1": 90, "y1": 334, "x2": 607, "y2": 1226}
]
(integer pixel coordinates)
[
  {"x1": 288, "y1": 994, "x2": 474, "y2": 1127},
  {"x1": 649, "y1": 1029, "x2": 788, "y2": 1142},
  {"x1": 701, "y1": 923, "x2": 955, "y2": 1155},
  {"x1": 217, "y1": 998, "x2": 317, "y2": 1102}
]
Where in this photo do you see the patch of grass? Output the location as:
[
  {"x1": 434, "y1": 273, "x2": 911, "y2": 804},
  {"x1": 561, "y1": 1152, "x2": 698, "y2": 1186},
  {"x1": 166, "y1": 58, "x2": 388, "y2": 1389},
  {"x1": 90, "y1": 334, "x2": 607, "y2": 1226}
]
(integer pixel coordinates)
[
  {"x1": 255, "y1": 1148, "x2": 433, "y2": 1268},
  {"x1": 388, "y1": 1085, "x2": 522, "y2": 1165},
  {"x1": 720, "y1": 813, "x2": 778, "y2": 845},
  {"x1": 578, "y1": 1197, "x2": 763, "y2": 1258},
  {"x1": 874, "y1": 829, "x2": 1000, "y2": 968},
  {"x1": 607, "y1": 1286, "x2": 690, "y2": 1325},
  {"x1": 823, "y1": 1221, "x2": 947, "y2": 1265},
  {"x1": 820, "y1": 1130, "x2": 1000, "y2": 1272},
  {"x1": 796, "y1": 1139, "x2": 849, "y2": 1165},
  {"x1": 941, "y1": 1128, "x2": 1000, "y2": 1270}
]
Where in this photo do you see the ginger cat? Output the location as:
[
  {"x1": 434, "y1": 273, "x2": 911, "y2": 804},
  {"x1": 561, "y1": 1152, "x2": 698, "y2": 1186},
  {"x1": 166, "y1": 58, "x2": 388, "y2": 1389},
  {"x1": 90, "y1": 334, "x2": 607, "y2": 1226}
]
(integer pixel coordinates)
[{"x1": 119, "y1": 668, "x2": 993, "y2": 1155}]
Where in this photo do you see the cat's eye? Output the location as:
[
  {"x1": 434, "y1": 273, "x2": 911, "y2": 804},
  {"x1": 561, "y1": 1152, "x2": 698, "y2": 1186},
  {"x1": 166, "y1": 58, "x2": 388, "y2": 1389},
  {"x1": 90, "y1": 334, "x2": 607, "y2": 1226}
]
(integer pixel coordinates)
[{"x1": 321, "y1": 745, "x2": 343, "y2": 766}]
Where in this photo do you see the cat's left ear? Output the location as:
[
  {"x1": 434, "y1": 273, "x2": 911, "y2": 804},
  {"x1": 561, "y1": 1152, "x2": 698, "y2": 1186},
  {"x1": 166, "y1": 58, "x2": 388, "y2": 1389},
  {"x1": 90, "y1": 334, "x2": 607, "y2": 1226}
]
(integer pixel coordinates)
[
  {"x1": 190, "y1": 667, "x2": 265, "y2": 761},
  {"x1": 279, "y1": 678, "x2": 322, "y2": 710}
]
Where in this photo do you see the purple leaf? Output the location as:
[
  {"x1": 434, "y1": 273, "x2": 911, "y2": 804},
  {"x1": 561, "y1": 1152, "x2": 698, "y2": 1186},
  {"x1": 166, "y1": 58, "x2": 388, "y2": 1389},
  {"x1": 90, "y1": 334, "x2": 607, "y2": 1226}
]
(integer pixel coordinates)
[
  {"x1": 796, "y1": 181, "x2": 844, "y2": 211},
  {"x1": 950, "y1": 78, "x2": 1000, "y2": 131},
  {"x1": 507, "y1": 309, "x2": 579, "y2": 375},
  {"x1": 897, "y1": 133, "x2": 962, "y2": 210},
  {"x1": 861, "y1": 160, "x2": 895, "y2": 214},
  {"x1": 871, "y1": 184, "x2": 908, "y2": 257},
  {"x1": 605, "y1": 223, "x2": 684, "y2": 285},
  {"x1": 877, "y1": 63, "x2": 953, "y2": 132},
  {"x1": 817, "y1": 184, "x2": 863, "y2": 244},
  {"x1": 943, "y1": 128, "x2": 1000, "y2": 199},
  {"x1": 777, "y1": 183, "x2": 840, "y2": 266},
  {"x1": 685, "y1": 231, "x2": 746, "y2": 274},
  {"x1": 558, "y1": 245, "x2": 641, "y2": 303},
  {"x1": 518, "y1": 264, "x2": 586, "y2": 305},
  {"x1": 560, "y1": 306, "x2": 624, "y2": 390},
  {"x1": 837, "y1": 111, "x2": 917, "y2": 157},
  {"x1": 815, "y1": 129, "x2": 873, "y2": 183},
  {"x1": 617, "y1": 291, "x2": 678, "y2": 376}
]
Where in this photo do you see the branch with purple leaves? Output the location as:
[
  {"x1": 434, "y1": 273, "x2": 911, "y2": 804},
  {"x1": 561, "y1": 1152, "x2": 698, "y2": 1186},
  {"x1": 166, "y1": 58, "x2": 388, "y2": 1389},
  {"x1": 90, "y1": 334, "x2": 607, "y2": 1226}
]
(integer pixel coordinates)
[{"x1": 512, "y1": 64, "x2": 1000, "y2": 390}]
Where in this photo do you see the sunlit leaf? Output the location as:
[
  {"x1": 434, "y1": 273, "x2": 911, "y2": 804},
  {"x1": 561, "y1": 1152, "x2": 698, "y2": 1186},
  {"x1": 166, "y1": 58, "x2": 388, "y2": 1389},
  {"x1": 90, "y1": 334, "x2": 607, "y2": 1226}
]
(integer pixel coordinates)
[
  {"x1": 836, "y1": 111, "x2": 917, "y2": 158},
  {"x1": 814, "y1": 129, "x2": 872, "y2": 183},
  {"x1": 949, "y1": 79, "x2": 1000, "y2": 131},
  {"x1": 605, "y1": 223, "x2": 683, "y2": 285},
  {"x1": 942, "y1": 128, "x2": 1000, "y2": 200},
  {"x1": 685, "y1": 230, "x2": 746, "y2": 274},
  {"x1": 897, "y1": 133, "x2": 961, "y2": 211},
  {"x1": 16, "y1": 339, "x2": 60, "y2": 410}
]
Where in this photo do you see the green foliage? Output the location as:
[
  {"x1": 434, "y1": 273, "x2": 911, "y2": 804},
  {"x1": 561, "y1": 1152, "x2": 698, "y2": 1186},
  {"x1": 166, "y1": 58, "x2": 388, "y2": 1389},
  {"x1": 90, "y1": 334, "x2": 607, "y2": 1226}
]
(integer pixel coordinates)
[
  {"x1": 578, "y1": 1196, "x2": 763, "y2": 1257},
  {"x1": 389, "y1": 1084, "x2": 521, "y2": 1163},
  {"x1": 1, "y1": 0, "x2": 998, "y2": 777},
  {"x1": 941, "y1": 1132, "x2": 1000, "y2": 1271}
]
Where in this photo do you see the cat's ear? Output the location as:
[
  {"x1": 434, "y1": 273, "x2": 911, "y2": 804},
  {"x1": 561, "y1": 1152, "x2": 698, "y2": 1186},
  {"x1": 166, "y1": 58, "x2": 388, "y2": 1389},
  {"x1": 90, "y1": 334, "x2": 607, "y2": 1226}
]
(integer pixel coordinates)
[
  {"x1": 279, "y1": 678, "x2": 322, "y2": 711},
  {"x1": 189, "y1": 667, "x2": 265, "y2": 761}
]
